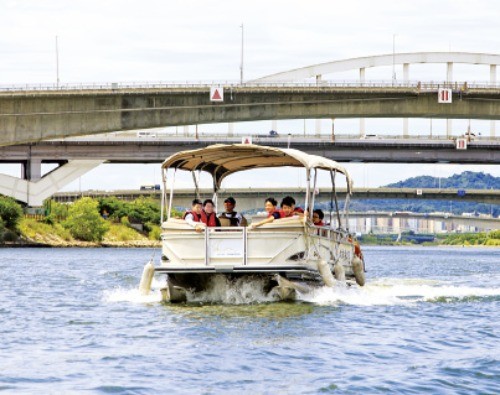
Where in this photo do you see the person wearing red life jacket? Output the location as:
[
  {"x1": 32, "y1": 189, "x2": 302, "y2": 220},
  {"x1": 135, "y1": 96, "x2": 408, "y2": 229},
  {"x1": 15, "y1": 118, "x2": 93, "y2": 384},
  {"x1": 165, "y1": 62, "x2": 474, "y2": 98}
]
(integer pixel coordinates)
[
  {"x1": 183, "y1": 198, "x2": 203, "y2": 232},
  {"x1": 280, "y1": 196, "x2": 305, "y2": 218},
  {"x1": 249, "y1": 197, "x2": 280, "y2": 229},
  {"x1": 312, "y1": 209, "x2": 325, "y2": 226},
  {"x1": 200, "y1": 199, "x2": 221, "y2": 227}
]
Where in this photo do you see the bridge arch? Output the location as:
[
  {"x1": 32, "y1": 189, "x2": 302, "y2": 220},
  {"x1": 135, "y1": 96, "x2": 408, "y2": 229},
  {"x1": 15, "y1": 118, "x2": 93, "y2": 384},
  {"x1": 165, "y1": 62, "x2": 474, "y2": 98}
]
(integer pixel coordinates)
[
  {"x1": 255, "y1": 52, "x2": 500, "y2": 83},
  {"x1": 255, "y1": 52, "x2": 500, "y2": 138}
]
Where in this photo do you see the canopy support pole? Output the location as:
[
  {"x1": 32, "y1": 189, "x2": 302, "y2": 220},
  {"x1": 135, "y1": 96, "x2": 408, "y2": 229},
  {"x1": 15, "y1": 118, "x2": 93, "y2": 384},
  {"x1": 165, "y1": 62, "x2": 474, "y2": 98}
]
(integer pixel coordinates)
[
  {"x1": 167, "y1": 169, "x2": 176, "y2": 220},
  {"x1": 331, "y1": 170, "x2": 342, "y2": 229},
  {"x1": 310, "y1": 168, "x2": 318, "y2": 221}
]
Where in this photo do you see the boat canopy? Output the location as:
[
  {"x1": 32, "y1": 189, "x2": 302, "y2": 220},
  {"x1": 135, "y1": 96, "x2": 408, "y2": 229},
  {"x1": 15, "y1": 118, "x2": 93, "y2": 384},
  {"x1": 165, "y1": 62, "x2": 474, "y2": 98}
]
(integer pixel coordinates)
[{"x1": 161, "y1": 144, "x2": 353, "y2": 191}]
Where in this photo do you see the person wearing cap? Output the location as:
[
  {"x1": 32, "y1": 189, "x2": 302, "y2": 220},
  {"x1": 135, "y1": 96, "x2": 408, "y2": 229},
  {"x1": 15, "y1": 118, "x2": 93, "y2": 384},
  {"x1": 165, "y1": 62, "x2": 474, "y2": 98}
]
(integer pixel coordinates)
[{"x1": 219, "y1": 196, "x2": 244, "y2": 227}]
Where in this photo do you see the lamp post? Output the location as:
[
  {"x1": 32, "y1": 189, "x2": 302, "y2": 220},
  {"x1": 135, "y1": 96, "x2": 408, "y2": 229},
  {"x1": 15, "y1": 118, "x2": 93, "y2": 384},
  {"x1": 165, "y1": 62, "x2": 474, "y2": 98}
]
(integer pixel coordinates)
[
  {"x1": 240, "y1": 24, "x2": 244, "y2": 84},
  {"x1": 55, "y1": 35, "x2": 60, "y2": 88},
  {"x1": 392, "y1": 34, "x2": 396, "y2": 84}
]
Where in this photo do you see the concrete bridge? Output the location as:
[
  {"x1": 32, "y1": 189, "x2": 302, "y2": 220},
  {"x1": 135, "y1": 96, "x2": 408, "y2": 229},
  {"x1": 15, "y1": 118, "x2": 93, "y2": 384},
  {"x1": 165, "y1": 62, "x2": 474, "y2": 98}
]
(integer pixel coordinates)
[
  {"x1": 1, "y1": 52, "x2": 499, "y2": 206},
  {"x1": 347, "y1": 212, "x2": 499, "y2": 233},
  {"x1": 0, "y1": 52, "x2": 499, "y2": 147},
  {"x1": 1, "y1": 81, "x2": 499, "y2": 147},
  {"x1": 52, "y1": 187, "x2": 500, "y2": 207},
  {"x1": 2, "y1": 137, "x2": 498, "y2": 206},
  {"x1": 2, "y1": 136, "x2": 499, "y2": 165}
]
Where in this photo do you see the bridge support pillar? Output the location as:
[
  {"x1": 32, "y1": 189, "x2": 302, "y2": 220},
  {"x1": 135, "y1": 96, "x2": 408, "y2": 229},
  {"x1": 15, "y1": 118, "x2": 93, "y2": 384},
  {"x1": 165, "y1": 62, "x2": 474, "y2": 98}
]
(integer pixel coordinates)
[
  {"x1": 359, "y1": 118, "x2": 365, "y2": 138},
  {"x1": 228, "y1": 123, "x2": 234, "y2": 137},
  {"x1": 403, "y1": 63, "x2": 409, "y2": 82},
  {"x1": 315, "y1": 120, "x2": 322, "y2": 137},
  {"x1": 0, "y1": 160, "x2": 104, "y2": 207},
  {"x1": 22, "y1": 159, "x2": 42, "y2": 182},
  {"x1": 447, "y1": 62, "x2": 453, "y2": 83},
  {"x1": 491, "y1": 64, "x2": 497, "y2": 137},
  {"x1": 315, "y1": 75, "x2": 322, "y2": 136},
  {"x1": 272, "y1": 120, "x2": 278, "y2": 133},
  {"x1": 403, "y1": 64, "x2": 410, "y2": 137},
  {"x1": 447, "y1": 119, "x2": 453, "y2": 138},
  {"x1": 359, "y1": 68, "x2": 365, "y2": 83},
  {"x1": 359, "y1": 68, "x2": 366, "y2": 137}
]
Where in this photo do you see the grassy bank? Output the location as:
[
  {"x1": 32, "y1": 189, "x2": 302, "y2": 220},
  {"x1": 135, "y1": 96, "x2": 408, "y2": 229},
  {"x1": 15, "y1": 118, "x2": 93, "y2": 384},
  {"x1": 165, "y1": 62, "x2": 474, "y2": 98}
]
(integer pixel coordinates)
[{"x1": 11, "y1": 218, "x2": 161, "y2": 247}]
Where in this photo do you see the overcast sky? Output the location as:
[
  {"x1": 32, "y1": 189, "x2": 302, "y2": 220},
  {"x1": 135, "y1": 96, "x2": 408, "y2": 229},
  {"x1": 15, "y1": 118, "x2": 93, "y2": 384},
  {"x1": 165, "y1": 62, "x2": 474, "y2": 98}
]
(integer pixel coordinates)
[{"x1": 0, "y1": 0, "x2": 499, "y2": 191}]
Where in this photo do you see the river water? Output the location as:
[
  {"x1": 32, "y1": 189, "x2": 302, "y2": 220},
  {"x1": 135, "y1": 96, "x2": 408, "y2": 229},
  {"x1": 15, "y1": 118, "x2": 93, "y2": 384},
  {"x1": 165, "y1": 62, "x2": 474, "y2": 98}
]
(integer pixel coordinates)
[{"x1": 1, "y1": 246, "x2": 498, "y2": 394}]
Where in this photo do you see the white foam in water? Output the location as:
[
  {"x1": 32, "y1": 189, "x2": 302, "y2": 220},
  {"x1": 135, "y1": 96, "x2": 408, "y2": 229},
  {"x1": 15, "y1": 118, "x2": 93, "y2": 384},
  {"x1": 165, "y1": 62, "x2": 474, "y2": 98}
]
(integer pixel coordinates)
[
  {"x1": 299, "y1": 278, "x2": 500, "y2": 306},
  {"x1": 103, "y1": 276, "x2": 167, "y2": 303},
  {"x1": 104, "y1": 275, "x2": 499, "y2": 306},
  {"x1": 103, "y1": 287, "x2": 163, "y2": 303},
  {"x1": 187, "y1": 275, "x2": 277, "y2": 304}
]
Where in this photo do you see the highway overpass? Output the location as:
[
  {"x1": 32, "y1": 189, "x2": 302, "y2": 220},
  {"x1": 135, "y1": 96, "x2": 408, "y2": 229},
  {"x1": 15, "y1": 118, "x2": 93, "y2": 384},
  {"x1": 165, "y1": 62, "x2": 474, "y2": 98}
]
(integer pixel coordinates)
[
  {"x1": 1, "y1": 136, "x2": 499, "y2": 165},
  {"x1": 1, "y1": 82, "x2": 499, "y2": 147},
  {"x1": 52, "y1": 187, "x2": 500, "y2": 207}
]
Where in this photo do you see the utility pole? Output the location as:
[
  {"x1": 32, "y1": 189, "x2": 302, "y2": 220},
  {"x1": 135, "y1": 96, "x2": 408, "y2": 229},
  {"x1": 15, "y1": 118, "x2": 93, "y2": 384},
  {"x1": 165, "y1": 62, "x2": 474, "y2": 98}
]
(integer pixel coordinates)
[
  {"x1": 55, "y1": 35, "x2": 60, "y2": 88},
  {"x1": 240, "y1": 24, "x2": 244, "y2": 84},
  {"x1": 392, "y1": 34, "x2": 396, "y2": 84}
]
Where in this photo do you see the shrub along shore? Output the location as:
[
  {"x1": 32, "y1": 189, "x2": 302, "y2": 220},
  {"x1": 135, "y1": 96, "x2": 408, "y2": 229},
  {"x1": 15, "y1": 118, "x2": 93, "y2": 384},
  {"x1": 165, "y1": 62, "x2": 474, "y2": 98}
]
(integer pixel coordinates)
[
  {"x1": 0, "y1": 196, "x2": 498, "y2": 248},
  {"x1": 1, "y1": 196, "x2": 164, "y2": 248}
]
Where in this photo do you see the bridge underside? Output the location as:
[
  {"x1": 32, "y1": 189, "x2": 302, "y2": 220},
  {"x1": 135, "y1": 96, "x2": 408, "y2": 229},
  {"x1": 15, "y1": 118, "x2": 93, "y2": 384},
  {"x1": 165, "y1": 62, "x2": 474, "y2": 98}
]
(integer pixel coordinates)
[{"x1": 1, "y1": 139, "x2": 498, "y2": 164}]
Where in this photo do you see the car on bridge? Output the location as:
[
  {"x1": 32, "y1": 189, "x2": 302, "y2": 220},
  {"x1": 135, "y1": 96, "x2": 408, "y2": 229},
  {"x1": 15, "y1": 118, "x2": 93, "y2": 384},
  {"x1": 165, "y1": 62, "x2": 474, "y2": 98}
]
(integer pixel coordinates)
[{"x1": 140, "y1": 184, "x2": 160, "y2": 190}]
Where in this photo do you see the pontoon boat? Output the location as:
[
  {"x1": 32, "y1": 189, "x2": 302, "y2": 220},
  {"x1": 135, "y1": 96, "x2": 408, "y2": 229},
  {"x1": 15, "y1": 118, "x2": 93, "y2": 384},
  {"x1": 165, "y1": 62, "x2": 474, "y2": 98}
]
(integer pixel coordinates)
[{"x1": 139, "y1": 144, "x2": 365, "y2": 302}]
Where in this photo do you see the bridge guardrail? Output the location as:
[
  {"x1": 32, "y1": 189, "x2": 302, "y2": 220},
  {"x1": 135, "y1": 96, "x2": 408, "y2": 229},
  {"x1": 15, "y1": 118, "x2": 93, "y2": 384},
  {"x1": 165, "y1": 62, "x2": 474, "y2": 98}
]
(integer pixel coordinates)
[{"x1": 1, "y1": 80, "x2": 499, "y2": 92}]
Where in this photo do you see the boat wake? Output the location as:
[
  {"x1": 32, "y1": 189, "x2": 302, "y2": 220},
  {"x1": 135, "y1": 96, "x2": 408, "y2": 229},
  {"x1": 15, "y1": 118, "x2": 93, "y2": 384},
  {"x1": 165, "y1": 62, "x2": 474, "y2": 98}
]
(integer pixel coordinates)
[
  {"x1": 104, "y1": 275, "x2": 499, "y2": 307},
  {"x1": 103, "y1": 277, "x2": 165, "y2": 304},
  {"x1": 299, "y1": 278, "x2": 500, "y2": 306}
]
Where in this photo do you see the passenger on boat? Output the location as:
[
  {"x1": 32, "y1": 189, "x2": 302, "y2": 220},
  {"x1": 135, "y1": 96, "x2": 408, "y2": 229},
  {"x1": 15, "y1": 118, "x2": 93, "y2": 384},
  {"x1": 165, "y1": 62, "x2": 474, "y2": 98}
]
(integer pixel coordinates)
[
  {"x1": 280, "y1": 196, "x2": 305, "y2": 218},
  {"x1": 201, "y1": 199, "x2": 221, "y2": 227},
  {"x1": 218, "y1": 196, "x2": 246, "y2": 226},
  {"x1": 312, "y1": 209, "x2": 325, "y2": 226},
  {"x1": 249, "y1": 197, "x2": 280, "y2": 229},
  {"x1": 184, "y1": 198, "x2": 203, "y2": 232}
]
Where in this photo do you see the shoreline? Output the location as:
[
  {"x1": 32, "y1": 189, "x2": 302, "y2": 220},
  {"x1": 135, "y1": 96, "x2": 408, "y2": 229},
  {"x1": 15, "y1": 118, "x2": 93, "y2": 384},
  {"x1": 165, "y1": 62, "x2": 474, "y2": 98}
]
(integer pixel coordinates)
[{"x1": 0, "y1": 240, "x2": 161, "y2": 248}]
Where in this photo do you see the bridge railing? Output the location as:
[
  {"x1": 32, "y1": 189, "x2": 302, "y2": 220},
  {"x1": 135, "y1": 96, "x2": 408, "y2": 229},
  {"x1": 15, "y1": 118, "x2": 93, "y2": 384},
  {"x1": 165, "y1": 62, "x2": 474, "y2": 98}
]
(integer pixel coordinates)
[
  {"x1": 68, "y1": 131, "x2": 499, "y2": 143},
  {"x1": 1, "y1": 80, "x2": 499, "y2": 92}
]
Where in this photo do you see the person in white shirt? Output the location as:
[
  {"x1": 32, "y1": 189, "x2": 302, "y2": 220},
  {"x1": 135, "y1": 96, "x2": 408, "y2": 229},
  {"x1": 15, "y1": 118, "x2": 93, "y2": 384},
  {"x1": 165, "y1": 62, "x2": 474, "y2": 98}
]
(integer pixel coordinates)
[{"x1": 183, "y1": 199, "x2": 203, "y2": 232}]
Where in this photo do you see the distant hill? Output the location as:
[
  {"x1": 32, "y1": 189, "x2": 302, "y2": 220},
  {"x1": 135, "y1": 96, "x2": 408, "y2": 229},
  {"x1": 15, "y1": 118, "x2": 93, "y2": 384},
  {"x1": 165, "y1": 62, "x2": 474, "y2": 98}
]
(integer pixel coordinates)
[
  {"x1": 342, "y1": 171, "x2": 499, "y2": 217},
  {"x1": 386, "y1": 171, "x2": 500, "y2": 190}
]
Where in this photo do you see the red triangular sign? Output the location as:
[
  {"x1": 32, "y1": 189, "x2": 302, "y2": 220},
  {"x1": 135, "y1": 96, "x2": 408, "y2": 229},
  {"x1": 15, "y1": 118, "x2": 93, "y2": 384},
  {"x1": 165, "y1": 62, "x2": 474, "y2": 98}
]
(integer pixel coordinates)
[{"x1": 212, "y1": 89, "x2": 222, "y2": 100}]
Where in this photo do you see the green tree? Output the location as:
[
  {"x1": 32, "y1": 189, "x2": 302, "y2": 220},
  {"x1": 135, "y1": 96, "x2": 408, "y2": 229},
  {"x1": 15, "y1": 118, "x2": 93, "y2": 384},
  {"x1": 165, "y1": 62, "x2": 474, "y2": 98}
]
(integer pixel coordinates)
[
  {"x1": 128, "y1": 197, "x2": 161, "y2": 225},
  {"x1": 98, "y1": 196, "x2": 129, "y2": 220},
  {"x1": 0, "y1": 196, "x2": 24, "y2": 230},
  {"x1": 63, "y1": 197, "x2": 109, "y2": 241},
  {"x1": 43, "y1": 200, "x2": 69, "y2": 224}
]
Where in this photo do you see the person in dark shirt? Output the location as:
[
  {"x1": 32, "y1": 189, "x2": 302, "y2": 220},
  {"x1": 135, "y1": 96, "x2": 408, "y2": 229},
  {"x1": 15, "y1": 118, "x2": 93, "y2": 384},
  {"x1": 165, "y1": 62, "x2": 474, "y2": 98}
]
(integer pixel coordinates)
[{"x1": 219, "y1": 196, "x2": 244, "y2": 226}]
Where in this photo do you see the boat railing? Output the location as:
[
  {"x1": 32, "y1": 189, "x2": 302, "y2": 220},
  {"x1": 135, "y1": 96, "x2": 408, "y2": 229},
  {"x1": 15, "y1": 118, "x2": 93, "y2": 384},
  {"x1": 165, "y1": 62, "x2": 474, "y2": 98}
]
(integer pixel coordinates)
[
  {"x1": 162, "y1": 218, "x2": 348, "y2": 267},
  {"x1": 309, "y1": 224, "x2": 349, "y2": 241}
]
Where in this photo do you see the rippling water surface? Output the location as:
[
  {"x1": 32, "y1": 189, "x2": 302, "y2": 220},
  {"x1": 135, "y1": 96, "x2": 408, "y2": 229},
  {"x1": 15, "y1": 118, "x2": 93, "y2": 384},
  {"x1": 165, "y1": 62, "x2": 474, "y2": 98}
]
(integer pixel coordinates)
[{"x1": 1, "y1": 246, "x2": 499, "y2": 394}]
